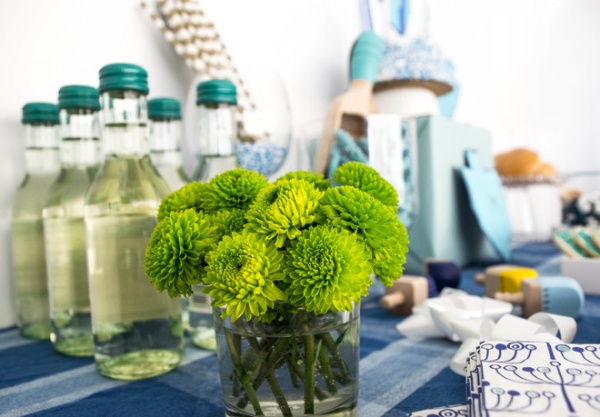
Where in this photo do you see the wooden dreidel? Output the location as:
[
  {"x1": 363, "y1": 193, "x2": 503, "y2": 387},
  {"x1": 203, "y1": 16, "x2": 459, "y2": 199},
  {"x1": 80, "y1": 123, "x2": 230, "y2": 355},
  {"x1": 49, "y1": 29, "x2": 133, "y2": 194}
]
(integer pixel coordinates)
[
  {"x1": 474, "y1": 265, "x2": 538, "y2": 298},
  {"x1": 424, "y1": 260, "x2": 461, "y2": 291},
  {"x1": 494, "y1": 276, "x2": 585, "y2": 318},
  {"x1": 313, "y1": 31, "x2": 384, "y2": 174},
  {"x1": 380, "y1": 276, "x2": 429, "y2": 316}
]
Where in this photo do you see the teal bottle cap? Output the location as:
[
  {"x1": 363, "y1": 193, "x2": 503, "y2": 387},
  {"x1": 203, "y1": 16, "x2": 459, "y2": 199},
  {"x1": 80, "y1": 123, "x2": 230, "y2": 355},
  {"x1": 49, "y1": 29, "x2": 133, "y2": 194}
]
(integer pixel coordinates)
[
  {"x1": 22, "y1": 102, "x2": 60, "y2": 125},
  {"x1": 58, "y1": 85, "x2": 101, "y2": 111},
  {"x1": 148, "y1": 97, "x2": 182, "y2": 120},
  {"x1": 196, "y1": 79, "x2": 237, "y2": 105},
  {"x1": 98, "y1": 63, "x2": 149, "y2": 94}
]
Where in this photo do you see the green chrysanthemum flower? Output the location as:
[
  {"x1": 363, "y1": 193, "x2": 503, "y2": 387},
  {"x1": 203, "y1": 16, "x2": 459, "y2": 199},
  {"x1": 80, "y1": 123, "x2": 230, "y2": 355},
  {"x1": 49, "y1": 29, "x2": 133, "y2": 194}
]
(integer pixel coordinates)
[
  {"x1": 145, "y1": 209, "x2": 219, "y2": 297},
  {"x1": 210, "y1": 208, "x2": 247, "y2": 239},
  {"x1": 245, "y1": 179, "x2": 323, "y2": 248},
  {"x1": 158, "y1": 182, "x2": 208, "y2": 222},
  {"x1": 284, "y1": 225, "x2": 372, "y2": 314},
  {"x1": 316, "y1": 186, "x2": 409, "y2": 286},
  {"x1": 276, "y1": 170, "x2": 331, "y2": 192},
  {"x1": 201, "y1": 168, "x2": 269, "y2": 213},
  {"x1": 333, "y1": 161, "x2": 399, "y2": 208},
  {"x1": 204, "y1": 231, "x2": 287, "y2": 321}
]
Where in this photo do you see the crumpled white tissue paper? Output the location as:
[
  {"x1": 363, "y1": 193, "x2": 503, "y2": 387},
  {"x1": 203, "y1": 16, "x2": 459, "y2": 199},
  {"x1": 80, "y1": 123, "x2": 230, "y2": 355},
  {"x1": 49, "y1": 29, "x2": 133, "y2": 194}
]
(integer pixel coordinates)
[{"x1": 395, "y1": 288, "x2": 577, "y2": 376}]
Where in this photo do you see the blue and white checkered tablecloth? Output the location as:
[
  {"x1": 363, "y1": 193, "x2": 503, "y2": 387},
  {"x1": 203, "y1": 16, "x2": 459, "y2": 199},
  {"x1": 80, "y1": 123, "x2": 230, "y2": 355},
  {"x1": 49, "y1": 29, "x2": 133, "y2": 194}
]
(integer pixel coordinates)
[{"x1": 1, "y1": 242, "x2": 599, "y2": 417}]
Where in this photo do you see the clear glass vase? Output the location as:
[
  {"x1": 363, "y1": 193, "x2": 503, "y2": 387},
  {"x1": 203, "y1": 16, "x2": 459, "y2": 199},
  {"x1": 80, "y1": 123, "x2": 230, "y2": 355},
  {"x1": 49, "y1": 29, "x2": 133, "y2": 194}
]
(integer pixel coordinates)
[{"x1": 214, "y1": 304, "x2": 360, "y2": 417}]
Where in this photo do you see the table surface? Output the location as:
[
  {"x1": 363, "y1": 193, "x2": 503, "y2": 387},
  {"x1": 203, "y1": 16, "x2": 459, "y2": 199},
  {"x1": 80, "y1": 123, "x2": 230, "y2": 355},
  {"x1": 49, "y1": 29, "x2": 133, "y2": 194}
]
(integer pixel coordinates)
[{"x1": 1, "y1": 242, "x2": 599, "y2": 417}]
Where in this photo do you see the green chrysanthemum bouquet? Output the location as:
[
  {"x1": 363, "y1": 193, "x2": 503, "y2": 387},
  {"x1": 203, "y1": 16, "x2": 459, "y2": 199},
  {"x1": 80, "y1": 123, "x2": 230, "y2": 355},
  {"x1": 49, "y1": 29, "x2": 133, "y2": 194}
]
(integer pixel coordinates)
[{"x1": 145, "y1": 164, "x2": 409, "y2": 417}]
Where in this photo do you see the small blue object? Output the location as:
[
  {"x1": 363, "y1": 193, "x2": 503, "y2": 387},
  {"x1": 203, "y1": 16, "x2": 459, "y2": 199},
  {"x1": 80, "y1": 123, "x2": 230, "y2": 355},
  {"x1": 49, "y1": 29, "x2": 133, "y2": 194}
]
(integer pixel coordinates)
[
  {"x1": 358, "y1": 0, "x2": 373, "y2": 31},
  {"x1": 563, "y1": 192, "x2": 600, "y2": 226},
  {"x1": 328, "y1": 129, "x2": 369, "y2": 181},
  {"x1": 390, "y1": 0, "x2": 410, "y2": 35},
  {"x1": 334, "y1": 129, "x2": 368, "y2": 163},
  {"x1": 356, "y1": 138, "x2": 369, "y2": 155},
  {"x1": 424, "y1": 274, "x2": 439, "y2": 297},
  {"x1": 426, "y1": 260, "x2": 461, "y2": 291},
  {"x1": 376, "y1": 38, "x2": 456, "y2": 88},
  {"x1": 460, "y1": 150, "x2": 511, "y2": 262},
  {"x1": 438, "y1": 64, "x2": 459, "y2": 117},
  {"x1": 328, "y1": 142, "x2": 342, "y2": 182},
  {"x1": 237, "y1": 142, "x2": 288, "y2": 177}
]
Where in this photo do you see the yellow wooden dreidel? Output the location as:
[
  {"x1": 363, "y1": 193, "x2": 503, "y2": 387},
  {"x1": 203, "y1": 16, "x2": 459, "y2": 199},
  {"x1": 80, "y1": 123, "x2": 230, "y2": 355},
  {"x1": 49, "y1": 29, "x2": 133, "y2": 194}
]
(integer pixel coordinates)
[
  {"x1": 494, "y1": 276, "x2": 585, "y2": 318},
  {"x1": 379, "y1": 276, "x2": 429, "y2": 316},
  {"x1": 474, "y1": 265, "x2": 538, "y2": 298}
]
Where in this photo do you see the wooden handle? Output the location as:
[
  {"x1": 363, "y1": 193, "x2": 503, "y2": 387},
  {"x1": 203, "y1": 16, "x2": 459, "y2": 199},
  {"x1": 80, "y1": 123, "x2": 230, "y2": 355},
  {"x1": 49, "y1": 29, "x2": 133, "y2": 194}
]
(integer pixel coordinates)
[
  {"x1": 494, "y1": 291, "x2": 524, "y2": 304},
  {"x1": 380, "y1": 292, "x2": 406, "y2": 310},
  {"x1": 313, "y1": 99, "x2": 343, "y2": 174}
]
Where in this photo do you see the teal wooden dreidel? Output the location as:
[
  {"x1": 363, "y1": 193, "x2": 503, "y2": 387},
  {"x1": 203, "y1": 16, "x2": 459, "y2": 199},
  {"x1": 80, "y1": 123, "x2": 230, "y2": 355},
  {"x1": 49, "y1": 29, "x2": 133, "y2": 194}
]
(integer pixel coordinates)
[{"x1": 495, "y1": 276, "x2": 585, "y2": 318}]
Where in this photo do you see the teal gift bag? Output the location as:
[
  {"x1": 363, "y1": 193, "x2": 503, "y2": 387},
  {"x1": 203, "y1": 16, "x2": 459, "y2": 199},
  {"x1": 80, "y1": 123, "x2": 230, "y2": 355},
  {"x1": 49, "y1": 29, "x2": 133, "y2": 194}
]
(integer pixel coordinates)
[{"x1": 404, "y1": 116, "x2": 507, "y2": 274}]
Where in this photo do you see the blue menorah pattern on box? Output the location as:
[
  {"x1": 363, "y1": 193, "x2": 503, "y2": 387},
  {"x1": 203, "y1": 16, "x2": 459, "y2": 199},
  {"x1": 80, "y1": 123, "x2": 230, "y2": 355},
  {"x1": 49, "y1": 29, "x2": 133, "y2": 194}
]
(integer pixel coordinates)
[
  {"x1": 477, "y1": 341, "x2": 600, "y2": 416},
  {"x1": 409, "y1": 404, "x2": 468, "y2": 417}
]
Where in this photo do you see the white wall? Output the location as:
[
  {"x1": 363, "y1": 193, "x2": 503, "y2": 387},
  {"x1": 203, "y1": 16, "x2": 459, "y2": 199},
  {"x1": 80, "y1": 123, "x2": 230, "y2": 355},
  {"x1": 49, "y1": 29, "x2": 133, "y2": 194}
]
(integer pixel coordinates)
[
  {"x1": 430, "y1": 0, "x2": 600, "y2": 191},
  {"x1": 0, "y1": 0, "x2": 599, "y2": 327}
]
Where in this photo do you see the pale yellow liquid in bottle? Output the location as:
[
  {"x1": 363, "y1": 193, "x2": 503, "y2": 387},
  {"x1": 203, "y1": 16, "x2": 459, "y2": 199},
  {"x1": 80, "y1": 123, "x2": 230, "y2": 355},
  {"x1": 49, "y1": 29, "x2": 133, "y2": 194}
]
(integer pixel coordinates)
[
  {"x1": 189, "y1": 155, "x2": 237, "y2": 351},
  {"x1": 11, "y1": 217, "x2": 52, "y2": 339},
  {"x1": 85, "y1": 121, "x2": 184, "y2": 380},
  {"x1": 86, "y1": 212, "x2": 183, "y2": 379},
  {"x1": 44, "y1": 132, "x2": 99, "y2": 357},
  {"x1": 189, "y1": 100, "x2": 239, "y2": 350},
  {"x1": 44, "y1": 168, "x2": 96, "y2": 356},
  {"x1": 45, "y1": 217, "x2": 94, "y2": 356},
  {"x1": 12, "y1": 137, "x2": 60, "y2": 340},
  {"x1": 149, "y1": 137, "x2": 190, "y2": 332}
]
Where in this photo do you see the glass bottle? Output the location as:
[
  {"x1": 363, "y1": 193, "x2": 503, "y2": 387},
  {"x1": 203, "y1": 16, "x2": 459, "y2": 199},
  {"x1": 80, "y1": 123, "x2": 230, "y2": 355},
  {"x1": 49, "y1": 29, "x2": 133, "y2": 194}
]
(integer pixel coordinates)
[
  {"x1": 148, "y1": 97, "x2": 191, "y2": 331},
  {"x1": 189, "y1": 79, "x2": 238, "y2": 350},
  {"x1": 11, "y1": 103, "x2": 61, "y2": 339},
  {"x1": 193, "y1": 79, "x2": 239, "y2": 181},
  {"x1": 84, "y1": 63, "x2": 184, "y2": 380},
  {"x1": 148, "y1": 97, "x2": 188, "y2": 191},
  {"x1": 43, "y1": 86, "x2": 101, "y2": 356}
]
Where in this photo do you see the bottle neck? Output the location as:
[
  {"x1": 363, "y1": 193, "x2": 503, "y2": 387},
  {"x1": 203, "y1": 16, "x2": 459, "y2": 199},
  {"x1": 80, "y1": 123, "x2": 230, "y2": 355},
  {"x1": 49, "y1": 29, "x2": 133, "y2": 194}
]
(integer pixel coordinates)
[
  {"x1": 101, "y1": 90, "x2": 149, "y2": 158},
  {"x1": 197, "y1": 102, "x2": 237, "y2": 157},
  {"x1": 24, "y1": 123, "x2": 59, "y2": 149},
  {"x1": 60, "y1": 109, "x2": 101, "y2": 168},
  {"x1": 23, "y1": 123, "x2": 60, "y2": 173},
  {"x1": 149, "y1": 119, "x2": 183, "y2": 166}
]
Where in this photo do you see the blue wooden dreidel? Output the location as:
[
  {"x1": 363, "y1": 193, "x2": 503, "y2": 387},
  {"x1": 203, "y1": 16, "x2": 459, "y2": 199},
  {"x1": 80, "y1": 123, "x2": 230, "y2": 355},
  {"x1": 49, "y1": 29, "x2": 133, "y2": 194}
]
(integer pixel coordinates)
[
  {"x1": 495, "y1": 276, "x2": 585, "y2": 318},
  {"x1": 425, "y1": 259, "x2": 461, "y2": 291}
]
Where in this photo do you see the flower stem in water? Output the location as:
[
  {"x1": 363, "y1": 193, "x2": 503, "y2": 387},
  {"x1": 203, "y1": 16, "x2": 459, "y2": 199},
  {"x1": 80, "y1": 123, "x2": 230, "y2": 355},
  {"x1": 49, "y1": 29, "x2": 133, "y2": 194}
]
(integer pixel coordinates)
[
  {"x1": 304, "y1": 334, "x2": 316, "y2": 414},
  {"x1": 317, "y1": 336, "x2": 338, "y2": 395},
  {"x1": 322, "y1": 332, "x2": 351, "y2": 385},
  {"x1": 225, "y1": 331, "x2": 263, "y2": 415}
]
